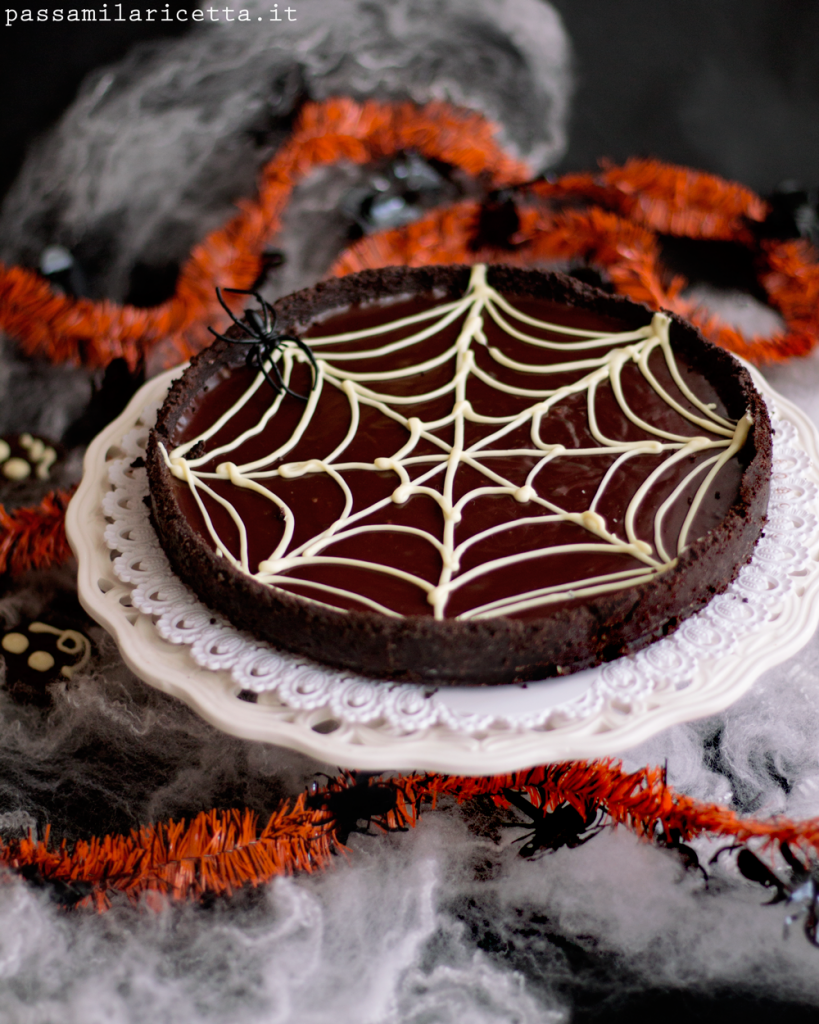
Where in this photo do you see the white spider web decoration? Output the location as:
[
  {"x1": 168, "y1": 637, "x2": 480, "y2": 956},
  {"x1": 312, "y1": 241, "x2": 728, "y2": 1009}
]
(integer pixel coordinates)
[{"x1": 161, "y1": 265, "x2": 752, "y2": 621}]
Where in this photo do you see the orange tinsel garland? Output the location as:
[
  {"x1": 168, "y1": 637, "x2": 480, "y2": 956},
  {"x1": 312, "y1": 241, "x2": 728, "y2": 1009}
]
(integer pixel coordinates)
[
  {"x1": 529, "y1": 157, "x2": 769, "y2": 241},
  {"x1": 332, "y1": 170, "x2": 819, "y2": 365},
  {"x1": 0, "y1": 97, "x2": 530, "y2": 372},
  {"x1": 0, "y1": 488, "x2": 75, "y2": 575},
  {"x1": 2, "y1": 760, "x2": 818, "y2": 911},
  {"x1": 3, "y1": 115, "x2": 817, "y2": 373}
]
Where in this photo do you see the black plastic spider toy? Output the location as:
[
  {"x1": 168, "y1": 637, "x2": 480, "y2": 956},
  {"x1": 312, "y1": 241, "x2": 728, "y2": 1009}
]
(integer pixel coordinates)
[
  {"x1": 502, "y1": 791, "x2": 604, "y2": 858},
  {"x1": 712, "y1": 841, "x2": 819, "y2": 947},
  {"x1": 308, "y1": 772, "x2": 407, "y2": 846},
  {"x1": 209, "y1": 286, "x2": 319, "y2": 400}
]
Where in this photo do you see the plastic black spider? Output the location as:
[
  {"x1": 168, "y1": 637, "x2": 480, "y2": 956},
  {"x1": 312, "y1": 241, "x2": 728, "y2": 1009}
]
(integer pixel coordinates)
[
  {"x1": 307, "y1": 772, "x2": 407, "y2": 846},
  {"x1": 712, "y1": 841, "x2": 819, "y2": 946},
  {"x1": 209, "y1": 286, "x2": 318, "y2": 400},
  {"x1": 653, "y1": 764, "x2": 708, "y2": 885},
  {"x1": 17, "y1": 863, "x2": 94, "y2": 909},
  {"x1": 502, "y1": 791, "x2": 604, "y2": 858},
  {"x1": 656, "y1": 826, "x2": 709, "y2": 886}
]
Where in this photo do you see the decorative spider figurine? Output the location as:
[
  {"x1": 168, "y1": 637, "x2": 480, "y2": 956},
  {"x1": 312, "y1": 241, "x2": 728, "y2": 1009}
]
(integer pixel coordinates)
[
  {"x1": 655, "y1": 826, "x2": 708, "y2": 885},
  {"x1": 712, "y1": 841, "x2": 819, "y2": 947},
  {"x1": 209, "y1": 286, "x2": 318, "y2": 400},
  {"x1": 308, "y1": 772, "x2": 406, "y2": 846},
  {"x1": 502, "y1": 791, "x2": 605, "y2": 858}
]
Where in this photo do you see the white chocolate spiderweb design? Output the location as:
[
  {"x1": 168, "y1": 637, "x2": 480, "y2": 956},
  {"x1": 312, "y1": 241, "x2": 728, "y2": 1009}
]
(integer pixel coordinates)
[{"x1": 161, "y1": 265, "x2": 752, "y2": 620}]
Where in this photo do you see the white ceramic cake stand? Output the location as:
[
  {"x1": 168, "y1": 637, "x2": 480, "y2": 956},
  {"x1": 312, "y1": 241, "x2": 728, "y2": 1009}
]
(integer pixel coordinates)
[{"x1": 67, "y1": 365, "x2": 819, "y2": 773}]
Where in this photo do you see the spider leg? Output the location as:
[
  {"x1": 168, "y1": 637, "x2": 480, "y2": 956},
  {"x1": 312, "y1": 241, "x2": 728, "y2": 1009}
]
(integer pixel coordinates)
[
  {"x1": 257, "y1": 343, "x2": 307, "y2": 400},
  {"x1": 208, "y1": 327, "x2": 235, "y2": 344},
  {"x1": 269, "y1": 338, "x2": 315, "y2": 400},
  {"x1": 267, "y1": 350, "x2": 291, "y2": 394},
  {"x1": 509, "y1": 830, "x2": 541, "y2": 859},
  {"x1": 223, "y1": 287, "x2": 276, "y2": 335},
  {"x1": 570, "y1": 825, "x2": 606, "y2": 848},
  {"x1": 222, "y1": 286, "x2": 267, "y2": 306},
  {"x1": 279, "y1": 379, "x2": 310, "y2": 402},
  {"x1": 709, "y1": 844, "x2": 743, "y2": 866},
  {"x1": 805, "y1": 896, "x2": 819, "y2": 946},
  {"x1": 208, "y1": 326, "x2": 258, "y2": 346},
  {"x1": 262, "y1": 301, "x2": 277, "y2": 336},
  {"x1": 502, "y1": 788, "x2": 540, "y2": 818},
  {"x1": 256, "y1": 348, "x2": 284, "y2": 396},
  {"x1": 518, "y1": 833, "x2": 555, "y2": 859},
  {"x1": 780, "y1": 841, "x2": 809, "y2": 877},
  {"x1": 268, "y1": 333, "x2": 318, "y2": 380},
  {"x1": 215, "y1": 287, "x2": 256, "y2": 336}
]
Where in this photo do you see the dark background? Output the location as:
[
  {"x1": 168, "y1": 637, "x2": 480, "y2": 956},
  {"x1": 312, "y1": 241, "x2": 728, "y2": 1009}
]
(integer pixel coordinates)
[
  {"x1": 550, "y1": 0, "x2": 819, "y2": 191},
  {"x1": 1, "y1": 0, "x2": 819, "y2": 206}
]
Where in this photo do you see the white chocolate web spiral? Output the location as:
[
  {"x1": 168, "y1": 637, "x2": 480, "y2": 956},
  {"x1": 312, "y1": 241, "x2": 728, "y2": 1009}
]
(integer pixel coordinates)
[{"x1": 162, "y1": 266, "x2": 752, "y2": 620}]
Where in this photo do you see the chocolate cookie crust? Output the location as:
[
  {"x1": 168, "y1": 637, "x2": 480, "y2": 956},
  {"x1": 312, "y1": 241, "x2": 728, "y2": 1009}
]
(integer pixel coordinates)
[{"x1": 147, "y1": 265, "x2": 771, "y2": 685}]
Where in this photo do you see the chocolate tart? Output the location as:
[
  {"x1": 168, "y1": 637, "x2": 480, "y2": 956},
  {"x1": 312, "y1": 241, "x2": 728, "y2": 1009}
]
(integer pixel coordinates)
[{"x1": 147, "y1": 265, "x2": 771, "y2": 685}]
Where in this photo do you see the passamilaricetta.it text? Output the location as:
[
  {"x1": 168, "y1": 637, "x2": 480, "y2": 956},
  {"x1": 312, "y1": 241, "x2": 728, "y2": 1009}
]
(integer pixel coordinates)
[{"x1": 5, "y1": 4, "x2": 296, "y2": 24}]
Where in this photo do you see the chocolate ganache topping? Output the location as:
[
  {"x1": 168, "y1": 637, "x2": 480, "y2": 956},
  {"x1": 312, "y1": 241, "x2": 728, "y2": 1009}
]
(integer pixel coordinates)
[{"x1": 148, "y1": 264, "x2": 770, "y2": 684}]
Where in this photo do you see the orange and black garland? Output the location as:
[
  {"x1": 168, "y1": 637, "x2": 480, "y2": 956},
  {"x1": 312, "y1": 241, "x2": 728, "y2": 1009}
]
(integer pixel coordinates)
[
  {"x1": 0, "y1": 488, "x2": 75, "y2": 577},
  {"x1": 0, "y1": 98, "x2": 530, "y2": 372},
  {"x1": 1, "y1": 100, "x2": 818, "y2": 372},
  {"x1": 2, "y1": 97, "x2": 819, "y2": 575},
  {"x1": 334, "y1": 160, "x2": 819, "y2": 364},
  {"x1": 4, "y1": 759, "x2": 818, "y2": 912}
]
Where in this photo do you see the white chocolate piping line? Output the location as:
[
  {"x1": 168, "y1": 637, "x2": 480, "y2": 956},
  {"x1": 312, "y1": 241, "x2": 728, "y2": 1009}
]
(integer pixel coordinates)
[{"x1": 162, "y1": 265, "x2": 752, "y2": 621}]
